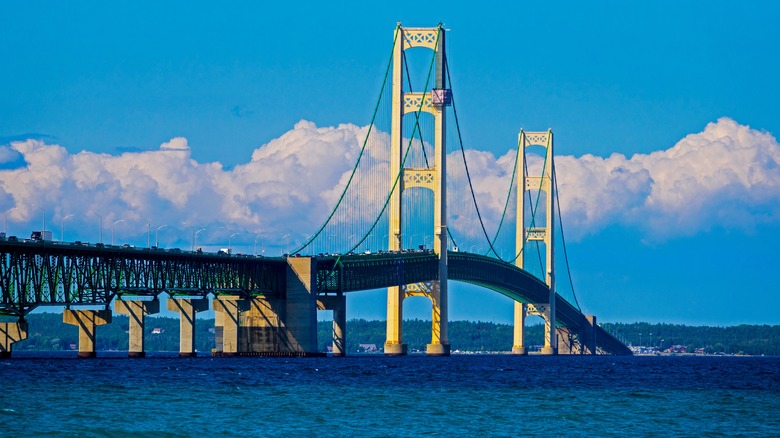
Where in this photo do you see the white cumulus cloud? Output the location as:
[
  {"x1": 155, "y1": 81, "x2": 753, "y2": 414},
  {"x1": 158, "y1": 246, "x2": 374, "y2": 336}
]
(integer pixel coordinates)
[{"x1": 0, "y1": 117, "x2": 776, "y2": 248}]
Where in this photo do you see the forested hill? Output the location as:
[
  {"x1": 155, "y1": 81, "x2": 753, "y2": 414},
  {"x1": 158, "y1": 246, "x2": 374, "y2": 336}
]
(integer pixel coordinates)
[{"x1": 6, "y1": 313, "x2": 779, "y2": 356}]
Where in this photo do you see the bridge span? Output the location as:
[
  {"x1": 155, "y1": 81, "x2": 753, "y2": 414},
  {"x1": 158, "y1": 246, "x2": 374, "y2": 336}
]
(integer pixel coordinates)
[
  {"x1": 0, "y1": 240, "x2": 630, "y2": 357},
  {"x1": 1, "y1": 23, "x2": 632, "y2": 358}
]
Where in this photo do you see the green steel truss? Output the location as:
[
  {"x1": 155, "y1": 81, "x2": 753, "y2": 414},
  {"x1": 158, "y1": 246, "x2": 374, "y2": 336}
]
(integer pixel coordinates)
[
  {"x1": 0, "y1": 241, "x2": 629, "y2": 354},
  {"x1": 0, "y1": 241, "x2": 286, "y2": 316}
]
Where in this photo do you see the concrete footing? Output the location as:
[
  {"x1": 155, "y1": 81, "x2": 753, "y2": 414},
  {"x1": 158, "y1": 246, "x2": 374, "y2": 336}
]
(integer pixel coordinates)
[
  {"x1": 426, "y1": 343, "x2": 451, "y2": 356},
  {"x1": 214, "y1": 296, "x2": 246, "y2": 356},
  {"x1": 384, "y1": 343, "x2": 408, "y2": 356},
  {"x1": 63, "y1": 309, "x2": 112, "y2": 358},
  {"x1": 318, "y1": 295, "x2": 346, "y2": 357},
  {"x1": 114, "y1": 299, "x2": 159, "y2": 358},
  {"x1": 511, "y1": 346, "x2": 528, "y2": 355},
  {"x1": 540, "y1": 346, "x2": 558, "y2": 355},
  {"x1": 167, "y1": 297, "x2": 209, "y2": 357},
  {"x1": 0, "y1": 321, "x2": 28, "y2": 358}
]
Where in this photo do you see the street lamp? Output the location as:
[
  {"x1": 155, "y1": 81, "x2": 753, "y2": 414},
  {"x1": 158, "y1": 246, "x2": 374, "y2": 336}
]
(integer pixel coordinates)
[
  {"x1": 155, "y1": 224, "x2": 168, "y2": 248},
  {"x1": 111, "y1": 219, "x2": 125, "y2": 245},
  {"x1": 192, "y1": 228, "x2": 206, "y2": 252},
  {"x1": 254, "y1": 233, "x2": 263, "y2": 256},
  {"x1": 228, "y1": 232, "x2": 240, "y2": 254},
  {"x1": 409, "y1": 233, "x2": 421, "y2": 249},
  {"x1": 329, "y1": 233, "x2": 338, "y2": 253},
  {"x1": 89, "y1": 212, "x2": 103, "y2": 244},
  {"x1": 30, "y1": 204, "x2": 46, "y2": 239},
  {"x1": 61, "y1": 214, "x2": 74, "y2": 242},
  {"x1": 282, "y1": 233, "x2": 290, "y2": 255},
  {"x1": 4, "y1": 207, "x2": 18, "y2": 236},
  {"x1": 146, "y1": 223, "x2": 151, "y2": 248}
]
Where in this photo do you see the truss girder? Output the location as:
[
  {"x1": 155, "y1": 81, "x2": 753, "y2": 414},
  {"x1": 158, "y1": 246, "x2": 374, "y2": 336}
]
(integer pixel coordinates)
[
  {"x1": 316, "y1": 253, "x2": 438, "y2": 293},
  {"x1": 0, "y1": 242, "x2": 287, "y2": 316}
]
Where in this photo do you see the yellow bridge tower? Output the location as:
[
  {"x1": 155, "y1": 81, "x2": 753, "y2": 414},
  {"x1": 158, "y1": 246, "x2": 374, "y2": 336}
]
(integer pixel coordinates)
[
  {"x1": 513, "y1": 130, "x2": 558, "y2": 355},
  {"x1": 385, "y1": 23, "x2": 451, "y2": 356}
]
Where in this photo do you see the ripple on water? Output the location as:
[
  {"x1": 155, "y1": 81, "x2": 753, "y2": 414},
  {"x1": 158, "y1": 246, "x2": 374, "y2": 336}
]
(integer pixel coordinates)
[{"x1": 0, "y1": 354, "x2": 778, "y2": 436}]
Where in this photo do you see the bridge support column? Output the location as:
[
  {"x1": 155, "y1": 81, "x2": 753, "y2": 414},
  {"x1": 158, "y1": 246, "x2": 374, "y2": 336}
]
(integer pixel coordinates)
[
  {"x1": 241, "y1": 297, "x2": 288, "y2": 353},
  {"x1": 0, "y1": 320, "x2": 28, "y2": 358},
  {"x1": 114, "y1": 298, "x2": 160, "y2": 358},
  {"x1": 527, "y1": 304, "x2": 557, "y2": 355},
  {"x1": 583, "y1": 315, "x2": 598, "y2": 355},
  {"x1": 557, "y1": 327, "x2": 575, "y2": 354},
  {"x1": 63, "y1": 309, "x2": 112, "y2": 358},
  {"x1": 384, "y1": 286, "x2": 407, "y2": 356},
  {"x1": 214, "y1": 296, "x2": 247, "y2": 357},
  {"x1": 285, "y1": 257, "x2": 319, "y2": 355},
  {"x1": 212, "y1": 259, "x2": 319, "y2": 357},
  {"x1": 512, "y1": 302, "x2": 527, "y2": 355},
  {"x1": 167, "y1": 298, "x2": 209, "y2": 357},
  {"x1": 426, "y1": 281, "x2": 450, "y2": 356},
  {"x1": 318, "y1": 295, "x2": 346, "y2": 357},
  {"x1": 541, "y1": 308, "x2": 558, "y2": 356}
]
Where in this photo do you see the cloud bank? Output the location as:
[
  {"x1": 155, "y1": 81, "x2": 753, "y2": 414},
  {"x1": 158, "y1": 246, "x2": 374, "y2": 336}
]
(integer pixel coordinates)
[{"x1": 1, "y1": 117, "x2": 777, "y2": 247}]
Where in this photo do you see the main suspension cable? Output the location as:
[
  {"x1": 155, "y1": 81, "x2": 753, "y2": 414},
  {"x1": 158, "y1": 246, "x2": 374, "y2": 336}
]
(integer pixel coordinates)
[{"x1": 553, "y1": 159, "x2": 581, "y2": 312}]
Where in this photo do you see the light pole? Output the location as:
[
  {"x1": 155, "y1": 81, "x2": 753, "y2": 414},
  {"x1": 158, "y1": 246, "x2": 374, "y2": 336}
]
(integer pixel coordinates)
[
  {"x1": 409, "y1": 233, "x2": 421, "y2": 249},
  {"x1": 29, "y1": 204, "x2": 46, "y2": 239},
  {"x1": 90, "y1": 212, "x2": 103, "y2": 244},
  {"x1": 192, "y1": 228, "x2": 205, "y2": 252},
  {"x1": 254, "y1": 233, "x2": 263, "y2": 256},
  {"x1": 155, "y1": 224, "x2": 168, "y2": 248},
  {"x1": 348, "y1": 234, "x2": 356, "y2": 253},
  {"x1": 146, "y1": 223, "x2": 151, "y2": 248},
  {"x1": 330, "y1": 233, "x2": 338, "y2": 253},
  {"x1": 111, "y1": 219, "x2": 125, "y2": 245},
  {"x1": 61, "y1": 214, "x2": 74, "y2": 242},
  {"x1": 4, "y1": 207, "x2": 18, "y2": 236},
  {"x1": 282, "y1": 233, "x2": 290, "y2": 255},
  {"x1": 228, "y1": 232, "x2": 240, "y2": 254}
]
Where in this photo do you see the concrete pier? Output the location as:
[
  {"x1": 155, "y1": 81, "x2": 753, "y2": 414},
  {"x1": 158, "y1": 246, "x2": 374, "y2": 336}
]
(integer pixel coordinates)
[
  {"x1": 214, "y1": 296, "x2": 246, "y2": 357},
  {"x1": 167, "y1": 298, "x2": 209, "y2": 357},
  {"x1": 384, "y1": 286, "x2": 407, "y2": 356},
  {"x1": 425, "y1": 281, "x2": 450, "y2": 356},
  {"x1": 0, "y1": 321, "x2": 28, "y2": 358},
  {"x1": 63, "y1": 309, "x2": 112, "y2": 358},
  {"x1": 114, "y1": 299, "x2": 160, "y2": 358},
  {"x1": 558, "y1": 315, "x2": 598, "y2": 355},
  {"x1": 512, "y1": 302, "x2": 528, "y2": 355},
  {"x1": 318, "y1": 295, "x2": 346, "y2": 357},
  {"x1": 212, "y1": 257, "x2": 320, "y2": 357},
  {"x1": 285, "y1": 257, "x2": 318, "y2": 354}
]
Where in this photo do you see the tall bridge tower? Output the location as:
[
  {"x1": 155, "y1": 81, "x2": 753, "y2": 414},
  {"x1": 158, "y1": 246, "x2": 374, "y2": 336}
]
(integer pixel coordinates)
[
  {"x1": 512, "y1": 130, "x2": 558, "y2": 355},
  {"x1": 385, "y1": 23, "x2": 451, "y2": 356}
]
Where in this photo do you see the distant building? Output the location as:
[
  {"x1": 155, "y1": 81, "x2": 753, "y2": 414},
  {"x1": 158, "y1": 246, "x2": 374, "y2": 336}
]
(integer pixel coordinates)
[
  {"x1": 151, "y1": 328, "x2": 165, "y2": 335},
  {"x1": 358, "y1": 343, "x2": 379, "y2": 353}
]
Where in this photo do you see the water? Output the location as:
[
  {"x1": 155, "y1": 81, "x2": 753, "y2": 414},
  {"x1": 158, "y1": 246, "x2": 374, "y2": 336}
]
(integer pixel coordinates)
[{"x1": 1, "y1": 353, "x2": 778, "y2": 437}]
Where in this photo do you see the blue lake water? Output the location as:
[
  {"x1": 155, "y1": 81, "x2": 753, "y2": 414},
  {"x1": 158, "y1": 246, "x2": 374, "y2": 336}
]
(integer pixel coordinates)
[{"x1": 1, "y1": 353, "x2": 778, "y2": 437}]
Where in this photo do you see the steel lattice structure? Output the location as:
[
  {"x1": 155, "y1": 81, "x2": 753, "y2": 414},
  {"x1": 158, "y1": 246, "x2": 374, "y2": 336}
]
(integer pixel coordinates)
[
  {"x1": 0, "y1": 241, "x2": 287, "y2": 316},
  {"x1": 0, "y1": 241, "x2": 630, "y2": 355}
]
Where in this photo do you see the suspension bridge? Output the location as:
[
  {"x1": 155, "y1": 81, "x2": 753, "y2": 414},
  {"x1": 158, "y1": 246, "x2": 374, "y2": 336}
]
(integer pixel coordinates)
[{"x1": 0, "y1": 24, "x2": 631, "y2": 357}]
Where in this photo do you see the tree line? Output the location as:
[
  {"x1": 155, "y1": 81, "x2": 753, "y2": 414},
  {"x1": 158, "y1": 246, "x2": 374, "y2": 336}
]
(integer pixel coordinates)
[{"x1": 8, "y1": 313, "x2": 779, "y2": 355}]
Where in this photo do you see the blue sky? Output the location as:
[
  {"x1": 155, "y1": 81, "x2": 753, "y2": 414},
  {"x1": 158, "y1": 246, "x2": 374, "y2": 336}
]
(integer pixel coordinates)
[{"x1": 1, "y1": 2, "x2": 779, "y2": 326}]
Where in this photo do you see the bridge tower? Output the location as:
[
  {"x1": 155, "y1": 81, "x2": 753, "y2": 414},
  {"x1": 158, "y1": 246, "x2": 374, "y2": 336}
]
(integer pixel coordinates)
[
  {"x1": 385, "y1": 23, "x2": 451, "y2": 356},
  {"x1": 512, "y1": 130, "x2": 558, "y2": 355}
]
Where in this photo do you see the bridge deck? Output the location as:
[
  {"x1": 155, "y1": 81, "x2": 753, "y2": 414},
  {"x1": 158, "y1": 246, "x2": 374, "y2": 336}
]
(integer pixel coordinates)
[{"x1": 0, "y1": 241, "x2": 629, "y2": 354}]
